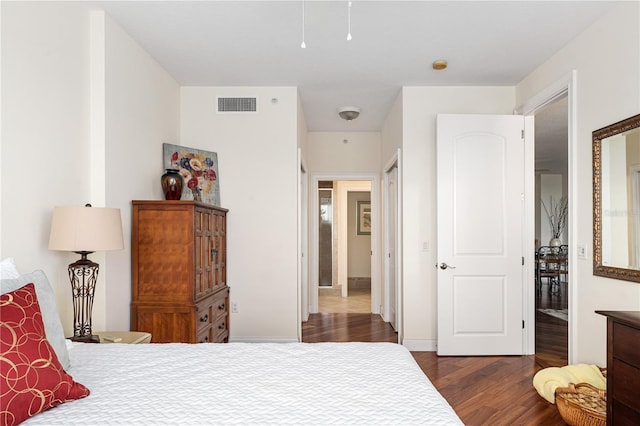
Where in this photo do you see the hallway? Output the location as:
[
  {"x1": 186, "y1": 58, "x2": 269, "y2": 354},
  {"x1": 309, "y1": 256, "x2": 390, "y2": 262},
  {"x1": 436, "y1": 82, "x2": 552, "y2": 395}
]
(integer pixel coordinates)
[{"x1": 318, "y1": 288, "x2": 370, "y2": 313}]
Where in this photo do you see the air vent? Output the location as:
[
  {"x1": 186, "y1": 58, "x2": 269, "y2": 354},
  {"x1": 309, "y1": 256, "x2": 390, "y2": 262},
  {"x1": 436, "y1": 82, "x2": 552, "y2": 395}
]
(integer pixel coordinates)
[{"x1": 217, "y1": 97, "x2": 257, "y2": 113}]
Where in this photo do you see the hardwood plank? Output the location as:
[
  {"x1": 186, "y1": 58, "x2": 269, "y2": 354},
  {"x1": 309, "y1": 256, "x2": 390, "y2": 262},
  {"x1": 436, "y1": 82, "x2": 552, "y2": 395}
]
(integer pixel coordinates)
[
  {"x1": 302, "y1": 313, "x2": 398, "y2": 343},
  {"x1": 536, "y1": 281, "x2": 568, "y2": 368},
  {"x1": 413, "y1": 352, "x2": 564, "y2": 425}
]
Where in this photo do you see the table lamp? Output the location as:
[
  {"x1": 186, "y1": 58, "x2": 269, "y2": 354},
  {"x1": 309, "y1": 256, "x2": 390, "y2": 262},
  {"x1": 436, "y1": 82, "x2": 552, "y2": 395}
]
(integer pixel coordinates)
[{"x1": 49, "y1": 204, "x2": 124, "y2": 343}]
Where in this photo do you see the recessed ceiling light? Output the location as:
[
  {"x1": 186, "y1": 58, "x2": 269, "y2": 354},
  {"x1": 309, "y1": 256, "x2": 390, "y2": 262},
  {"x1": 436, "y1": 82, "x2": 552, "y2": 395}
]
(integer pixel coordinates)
[{"x1": 432, "y1": 60, "x2": 448, "y2": 70}]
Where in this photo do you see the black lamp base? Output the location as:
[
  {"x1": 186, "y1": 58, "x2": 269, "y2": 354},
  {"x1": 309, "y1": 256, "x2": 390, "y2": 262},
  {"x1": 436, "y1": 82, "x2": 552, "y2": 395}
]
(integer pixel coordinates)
[
  {"x1": 69, "y1": 252, "x2": 100, "y2": 344},
  {"x1": 70, "y1": 334, "x2": 101, "y2": 343}
]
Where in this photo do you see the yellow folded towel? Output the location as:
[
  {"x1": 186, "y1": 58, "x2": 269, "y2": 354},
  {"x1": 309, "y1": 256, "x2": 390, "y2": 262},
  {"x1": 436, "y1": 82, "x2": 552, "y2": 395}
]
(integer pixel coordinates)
[{"x1": 532, "y1": 364, "x2": 606, "y2": 403}]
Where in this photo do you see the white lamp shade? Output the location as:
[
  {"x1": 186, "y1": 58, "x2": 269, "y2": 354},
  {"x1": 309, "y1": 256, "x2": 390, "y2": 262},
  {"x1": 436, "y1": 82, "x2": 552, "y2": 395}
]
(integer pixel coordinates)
[{"x1": 49, "y1": 206, "x2": 124, "y2": 252}]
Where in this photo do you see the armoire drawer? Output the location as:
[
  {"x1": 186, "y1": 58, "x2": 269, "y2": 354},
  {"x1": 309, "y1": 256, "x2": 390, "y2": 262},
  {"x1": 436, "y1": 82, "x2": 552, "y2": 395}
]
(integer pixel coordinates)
[{"x1": 196, "y1": 296, "x2": 215, "y2": 333}]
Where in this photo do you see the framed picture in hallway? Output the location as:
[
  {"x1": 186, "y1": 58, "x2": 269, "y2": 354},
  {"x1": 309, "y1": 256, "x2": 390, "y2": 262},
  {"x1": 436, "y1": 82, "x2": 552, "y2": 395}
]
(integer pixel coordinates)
[{"x1": 357, "y1": 200, "x2": 371, "y2": 235}]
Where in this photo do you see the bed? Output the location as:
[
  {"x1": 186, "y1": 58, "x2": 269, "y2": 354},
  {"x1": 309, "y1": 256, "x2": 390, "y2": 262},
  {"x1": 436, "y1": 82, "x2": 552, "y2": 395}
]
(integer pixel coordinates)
[
  {"x1": 1, "y1": 265, "x2": 463, "y2": 425},
  {"x1": 26, "y1": 341, "x2": 462, "y2": 425}
]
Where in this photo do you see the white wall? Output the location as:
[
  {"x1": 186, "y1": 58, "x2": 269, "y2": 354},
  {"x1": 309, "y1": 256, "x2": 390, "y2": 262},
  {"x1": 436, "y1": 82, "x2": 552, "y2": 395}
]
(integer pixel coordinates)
[
  {"x1": 516, "y1": 2, "x2": 640, "y2": 364},
  {"x1": 297, "y1": 91, "x2": 308, "y2": 157},
  {"x1": 180, "y1": 86, "x2": 300, "y2": 342},
  {"x1": 1, "y1": 2, "x2": 92, "y2": 335},
  {"x1": 103, "y1": 13, "x2": 181, "y2": 331},
  {"x1": 306, "y1": 132, "x2": 382, "y2": 173},
  {"x1": 1, "y1": 4, "x2": 180, "y2": 337},
  {"x1": 381, "y1": 92, "x2": 403, "y2": 166},
  {"x1": 399, "y1": 86, "x2": 516, "y2": 350}
]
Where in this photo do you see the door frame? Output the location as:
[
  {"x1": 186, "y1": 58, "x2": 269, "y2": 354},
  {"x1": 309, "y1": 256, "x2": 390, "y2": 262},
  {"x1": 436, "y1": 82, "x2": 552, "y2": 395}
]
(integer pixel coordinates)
[
  {"x1": 383, "y1": 149, "x2": 402, "y2": 340},
  {"x1": 337, "y1": 181, "x2": 372, "y2": 299},
  {"x1": 308, "y1": 172, "x2": 380, "y2": 314},
  {"x1": 297, "y1": 149, "x2": 309, "y2": 338},
  {"x1": 515, "y1": 70, "x2": 577, "y2": 361}
]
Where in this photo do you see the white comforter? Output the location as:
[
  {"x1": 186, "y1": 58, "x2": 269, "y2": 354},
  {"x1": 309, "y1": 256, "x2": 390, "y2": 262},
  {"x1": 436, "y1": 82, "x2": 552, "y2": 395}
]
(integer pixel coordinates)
[{"x1": 25, "y1": 342, "x2": 463, "y2": 425}]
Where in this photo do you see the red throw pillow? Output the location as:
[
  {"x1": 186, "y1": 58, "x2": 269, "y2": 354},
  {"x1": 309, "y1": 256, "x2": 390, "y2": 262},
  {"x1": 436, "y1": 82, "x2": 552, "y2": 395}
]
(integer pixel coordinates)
[{"x1": 1, "y1": 283, "x2": 89, "y2": 425}]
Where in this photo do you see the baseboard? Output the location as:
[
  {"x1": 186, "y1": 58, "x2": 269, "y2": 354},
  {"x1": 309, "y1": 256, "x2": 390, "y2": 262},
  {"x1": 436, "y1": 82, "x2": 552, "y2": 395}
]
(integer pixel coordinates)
[
  {"x1": 318, "y1": 286, "x2": 342, "y2": 296},
  {"x1": 402, "y1": 339, "x2": 437, "y2": 352},
  {"x1": 348, "y1": 277, "x2": 371, "y2": 289},
  {"x1": 228, "y1": 336, "x2": 299, "y2": 343}
]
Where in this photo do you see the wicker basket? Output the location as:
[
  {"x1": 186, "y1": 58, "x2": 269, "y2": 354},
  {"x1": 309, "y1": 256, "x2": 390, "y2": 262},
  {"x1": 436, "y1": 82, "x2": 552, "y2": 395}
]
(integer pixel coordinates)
[{"x1": 555, "y1": 382, "x2": 606, "y2": 426}]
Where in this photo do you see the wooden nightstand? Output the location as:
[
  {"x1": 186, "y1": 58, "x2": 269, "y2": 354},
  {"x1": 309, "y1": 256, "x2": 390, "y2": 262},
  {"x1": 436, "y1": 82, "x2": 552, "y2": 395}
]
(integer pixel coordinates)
[{"x1": 95, "y1": 331, "x2": 152, "y2": 344}]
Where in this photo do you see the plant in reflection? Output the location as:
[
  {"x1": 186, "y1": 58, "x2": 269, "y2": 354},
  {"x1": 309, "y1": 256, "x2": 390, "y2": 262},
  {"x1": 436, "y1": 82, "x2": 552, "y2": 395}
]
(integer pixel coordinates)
[{"x1": 542, "y1": 195, "x2": 568, "y2": 240}]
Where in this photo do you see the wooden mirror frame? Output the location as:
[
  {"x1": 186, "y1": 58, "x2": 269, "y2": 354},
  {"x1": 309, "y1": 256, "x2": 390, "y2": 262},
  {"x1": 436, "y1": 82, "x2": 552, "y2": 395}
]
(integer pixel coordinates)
[{"x1": 593, "y1": 113, "x2": 640, "y2": 282}]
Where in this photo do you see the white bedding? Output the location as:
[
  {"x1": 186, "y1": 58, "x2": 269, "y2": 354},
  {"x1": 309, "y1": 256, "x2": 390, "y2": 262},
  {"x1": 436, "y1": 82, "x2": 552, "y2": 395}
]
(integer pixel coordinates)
[{"x1": 24, "y1": 342, "x2": 463, "y2": 425}]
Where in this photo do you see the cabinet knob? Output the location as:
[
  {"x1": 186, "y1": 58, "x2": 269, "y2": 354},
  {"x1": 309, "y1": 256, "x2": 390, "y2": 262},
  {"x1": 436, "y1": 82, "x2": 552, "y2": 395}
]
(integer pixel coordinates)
[
  {"x1": 218, "y1": 322, "x2": 226, "y2": 330},
  {"x1": 200, "y1": 314, "x2": 209, "y2": 322},
  {"x1": 218, "y1": 303, "x2": 225, "y2": 311}
]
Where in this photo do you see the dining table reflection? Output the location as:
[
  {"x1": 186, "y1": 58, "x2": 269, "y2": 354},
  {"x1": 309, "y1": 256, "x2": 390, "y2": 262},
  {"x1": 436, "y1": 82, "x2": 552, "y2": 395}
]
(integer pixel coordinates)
[{"x1": 535, "y1": 245, "x2": 568, "y2": 293}]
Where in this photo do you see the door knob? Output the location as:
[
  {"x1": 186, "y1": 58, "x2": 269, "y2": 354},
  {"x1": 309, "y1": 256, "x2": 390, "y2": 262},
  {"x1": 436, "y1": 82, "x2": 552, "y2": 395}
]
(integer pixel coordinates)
[{"x1": 439, "y1": 262, "x2": 456, "y2": 270}]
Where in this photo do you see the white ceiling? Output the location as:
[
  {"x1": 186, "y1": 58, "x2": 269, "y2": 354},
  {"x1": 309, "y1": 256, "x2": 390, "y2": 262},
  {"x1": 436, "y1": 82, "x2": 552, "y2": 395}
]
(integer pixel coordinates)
[
  {"x1": 89, "y1": 0, "x2": 616, "y2": 134},
  {"x1": 86, "y1": 1, "x2": 616, "y2": 174}
]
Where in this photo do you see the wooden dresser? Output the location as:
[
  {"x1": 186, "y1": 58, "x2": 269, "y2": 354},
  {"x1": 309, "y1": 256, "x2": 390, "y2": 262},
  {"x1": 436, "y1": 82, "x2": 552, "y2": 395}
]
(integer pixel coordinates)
[
  {"x1": 131, "y1": 200, "x2": 229, "y2": 343},
  {"x1": 596, "y1": 311, "x2": 640, "y2": 425}
]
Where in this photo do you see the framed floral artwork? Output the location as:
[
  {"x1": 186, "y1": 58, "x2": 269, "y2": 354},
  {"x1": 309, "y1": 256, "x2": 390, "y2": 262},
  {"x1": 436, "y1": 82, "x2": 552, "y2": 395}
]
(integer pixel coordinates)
[{"x1": 162, "y1": 143, "x2": 221, "y2": 206}]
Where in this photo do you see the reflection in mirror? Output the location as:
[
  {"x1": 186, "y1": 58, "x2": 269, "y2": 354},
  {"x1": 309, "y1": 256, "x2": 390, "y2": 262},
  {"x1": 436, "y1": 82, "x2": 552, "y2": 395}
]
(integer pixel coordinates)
[{"x1": 593, "y1": 114, "x2": 640, "y2": 282}]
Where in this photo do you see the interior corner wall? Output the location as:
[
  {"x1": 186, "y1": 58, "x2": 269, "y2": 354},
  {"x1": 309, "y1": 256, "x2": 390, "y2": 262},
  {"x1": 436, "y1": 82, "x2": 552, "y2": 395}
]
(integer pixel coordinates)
[
  {"x1": 1, "y1": 2, "x2": 92, "y2": 336},
  {"x1": 103, "y1": 13, "x2": 181, "y2": 332},
  {"x1": 180, "y1": 86, "x2": 299, "y2": 342},
  {"x1": 400, "y1": 86, "x2": 516, "y2": 350},
  {"x1": 516, "y1": 1, "x2": 640, "y2": 365},
  {"x1": 297, "y1": 90, "x2": 308, "y2": 158},
  {"x1": 381, "y1": 91, "x2": 404, "y2": 165},
  {"x1": 1, "y1": 3, "x2": 181, "y2": 336}
]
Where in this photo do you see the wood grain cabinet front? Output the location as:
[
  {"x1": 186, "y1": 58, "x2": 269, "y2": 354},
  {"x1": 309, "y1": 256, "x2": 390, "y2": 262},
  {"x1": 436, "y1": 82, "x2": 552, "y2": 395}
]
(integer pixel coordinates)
[
  {"x1": 131, "y1": 201, "x2": 229, "y2": 343},
  {"x1": 596, "y1": 311, "x2": 640, "y2": 425}
]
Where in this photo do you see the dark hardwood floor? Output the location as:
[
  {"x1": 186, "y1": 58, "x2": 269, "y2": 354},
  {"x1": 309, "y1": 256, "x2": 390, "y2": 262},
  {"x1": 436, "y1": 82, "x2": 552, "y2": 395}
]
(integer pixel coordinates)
[
  {"x1": 535, "y1": 281, "x2": 568, "y2": 368},
  {"x1": 302, "y1": 312, "x2": 398, "y2": 343},
  {"x1": 303, "y1": 312, "x2": 564, "y2": 425}
]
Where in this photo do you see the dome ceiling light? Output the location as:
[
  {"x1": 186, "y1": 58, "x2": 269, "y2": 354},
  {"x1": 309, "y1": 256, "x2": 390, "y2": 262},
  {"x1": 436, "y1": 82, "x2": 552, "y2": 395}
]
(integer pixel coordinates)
[{"x1": 338, "y1": 106, "x2": 361, "y2": 121}]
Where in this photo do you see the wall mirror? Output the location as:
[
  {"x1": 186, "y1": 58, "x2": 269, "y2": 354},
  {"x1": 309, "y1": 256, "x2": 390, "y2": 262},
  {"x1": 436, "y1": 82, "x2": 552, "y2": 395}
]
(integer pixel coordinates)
[{"x1": 593, "y1": 113, "x2": 640, "y2": 282}]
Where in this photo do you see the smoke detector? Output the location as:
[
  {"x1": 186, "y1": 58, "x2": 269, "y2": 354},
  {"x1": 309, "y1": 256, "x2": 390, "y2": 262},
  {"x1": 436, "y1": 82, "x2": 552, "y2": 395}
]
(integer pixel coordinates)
[{"x1": 338, "y1": 106, "x2": 361, "y2": 121}]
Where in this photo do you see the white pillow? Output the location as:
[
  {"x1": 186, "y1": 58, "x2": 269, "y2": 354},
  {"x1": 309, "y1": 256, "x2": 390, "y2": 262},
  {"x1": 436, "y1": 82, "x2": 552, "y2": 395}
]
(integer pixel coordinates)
[
  {"x1": 0, "y1": 257, "x2": 20, "y2": 279},
  {"x1": 1, "y1": 270, "x2": 71, "y2": 370}
]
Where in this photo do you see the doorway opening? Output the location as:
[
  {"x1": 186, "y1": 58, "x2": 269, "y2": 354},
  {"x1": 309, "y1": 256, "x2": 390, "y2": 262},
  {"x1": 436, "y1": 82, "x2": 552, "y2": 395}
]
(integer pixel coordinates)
[
  {"x1": 317, "y1": 180, "x2": 372, "y2": 314},
  {"x1": 303, "y1": 173, "x2": 397, "y2": 343},
  {"x1": 533, "y1": 95, "x2": 569, "y2": 368}
]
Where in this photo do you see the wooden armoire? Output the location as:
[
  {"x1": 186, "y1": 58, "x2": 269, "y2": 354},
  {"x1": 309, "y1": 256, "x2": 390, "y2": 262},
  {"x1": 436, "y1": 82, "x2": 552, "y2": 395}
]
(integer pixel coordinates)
[{"x1": 131, "y1": 200, "x2": 229, "y2": 343}]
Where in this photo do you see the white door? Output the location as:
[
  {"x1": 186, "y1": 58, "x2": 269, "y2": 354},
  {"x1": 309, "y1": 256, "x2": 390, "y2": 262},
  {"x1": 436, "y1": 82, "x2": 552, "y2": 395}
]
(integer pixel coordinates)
[
  {"x1": 386, "y1": 165, "x2": 398, "y2": 330},
  {"x1": 437, "y1": 114, "x2": 525, "y2": 355}
]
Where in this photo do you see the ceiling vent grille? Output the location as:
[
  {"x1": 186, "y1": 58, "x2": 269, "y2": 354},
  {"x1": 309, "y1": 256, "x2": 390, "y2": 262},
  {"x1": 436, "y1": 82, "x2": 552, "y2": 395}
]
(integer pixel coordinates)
[{"x1": 217, "y1": 97, "x2": 258, "y2": 113}]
